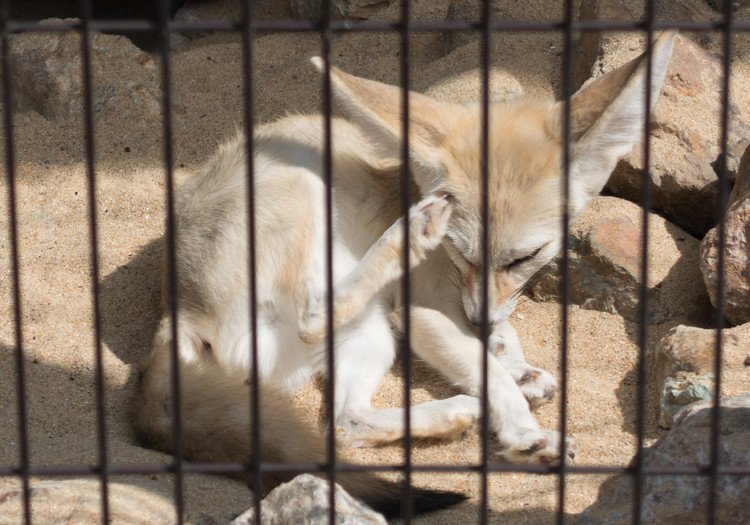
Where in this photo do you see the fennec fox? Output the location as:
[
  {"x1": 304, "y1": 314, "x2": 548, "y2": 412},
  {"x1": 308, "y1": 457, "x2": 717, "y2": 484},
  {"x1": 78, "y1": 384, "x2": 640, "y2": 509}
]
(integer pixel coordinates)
[{"x1": 137, "y1": 31, "x2": 676, "y2": 507}]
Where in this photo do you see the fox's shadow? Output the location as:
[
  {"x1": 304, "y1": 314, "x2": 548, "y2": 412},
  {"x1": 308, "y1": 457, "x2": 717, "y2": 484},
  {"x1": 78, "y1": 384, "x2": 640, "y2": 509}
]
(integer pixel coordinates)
[{"x1": 100, "y1": 239, "x2": 163, "y2": 367}]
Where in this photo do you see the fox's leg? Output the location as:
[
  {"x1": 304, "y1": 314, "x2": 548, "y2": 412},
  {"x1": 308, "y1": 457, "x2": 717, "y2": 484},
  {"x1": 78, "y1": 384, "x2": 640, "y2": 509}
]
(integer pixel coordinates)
[
  {"x1": 328, "y1": 305, "x2": 480, "y2": 447},
  {"x1": 297, "y1": 194, "x2": 451, "y2": 345},
  {"x1": 490, "y1": 321, "x2": 558, "y2": 408},
  {"x1": 400, "y1": 306, "x2": 574, "y2": 465}
]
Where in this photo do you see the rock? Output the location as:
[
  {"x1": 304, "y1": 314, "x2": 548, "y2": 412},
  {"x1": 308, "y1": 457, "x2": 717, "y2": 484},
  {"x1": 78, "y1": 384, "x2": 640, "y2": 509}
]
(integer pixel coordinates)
[
  {"x1": 232, "y1": 474, "x2": 387, "y2": 525},
  {"x1": 574, "y1": 13, "x2": 750, "y2": 236},
  {"x1": 658, "y1": 372, "x2": 714, "y2": 428},
  {"x1": 0, "y1": 480, "x2": 181, "y2": 524},
  {"x1": 415, "y1": 43, "x2": 524, "y2": 104},
  {"x1": 608, "y1": 34, "x2": 750, "y2": 237},
  {"x1": 9, "y1": 19, "x2": 161, "y2": 124},
  {"x1": 580, "y1": 394, "x2": 750, "y2": 524},
  {"x1": 653, "y1": 322, "x2": 750, "y2": 383},
  {"x1": 653, "y1": 322, "x2": 750, "y2": 428},
  {"x1": 707, "y1": 0, "x2": 748, "y2": 12},
  {"x1": 700, "y1": 144, "x2": 750, "y2": 325},
  {"x1": 290, "y1": 0, "x2": 394, "y2": 18},
  {"x1": 174, "y1": 0, "x2": 241, "y2": 40},
  {"x1": 573, "y1": 0, "x2": 718, "y2": 91},
  {"x1": 529, "y1": 196, "x2": 711, "y2": 323},
  {"x1": 444, "y1": 0, "x2": 507, "y2": 53}
]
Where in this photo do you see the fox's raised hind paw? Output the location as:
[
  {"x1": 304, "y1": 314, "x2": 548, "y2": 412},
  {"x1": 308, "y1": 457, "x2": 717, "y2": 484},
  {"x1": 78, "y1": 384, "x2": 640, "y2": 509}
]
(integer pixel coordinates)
[
  {"x1": 497, "y1": 429, "x2": 575, "y2": 466},
  {"x1": 408, "y1": 194, "x2": 452, "y2": 261}
]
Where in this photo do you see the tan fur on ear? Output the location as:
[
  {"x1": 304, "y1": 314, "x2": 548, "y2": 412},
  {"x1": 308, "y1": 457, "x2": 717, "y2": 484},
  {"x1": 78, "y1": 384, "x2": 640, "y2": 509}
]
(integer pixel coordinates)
[
  {"x1": 310, "y1": 56, "x2": 467, "y2": 183},
  {"x1": 557, "y1": 31, "x2": 677, "y2": 209}
]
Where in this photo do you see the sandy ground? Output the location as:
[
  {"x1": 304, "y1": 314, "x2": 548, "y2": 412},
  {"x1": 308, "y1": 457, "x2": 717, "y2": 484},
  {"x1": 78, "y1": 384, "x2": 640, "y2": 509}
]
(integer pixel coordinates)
[{"x1": 1, "y1": 1, "x2": 749, "y2": 523}]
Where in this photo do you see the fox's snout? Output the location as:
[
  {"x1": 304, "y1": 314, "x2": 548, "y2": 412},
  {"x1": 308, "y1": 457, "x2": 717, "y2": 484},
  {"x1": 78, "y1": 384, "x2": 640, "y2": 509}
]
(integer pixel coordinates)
[{"x1": 460, "y1": 268, "x2": 519, "y2": 327}]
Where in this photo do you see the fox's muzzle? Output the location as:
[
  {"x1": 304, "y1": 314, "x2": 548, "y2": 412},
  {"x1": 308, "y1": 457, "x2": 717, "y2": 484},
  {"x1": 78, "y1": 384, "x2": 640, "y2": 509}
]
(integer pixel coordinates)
[{"x1": 461, "y1": 269, "x2": 519, "y2": 326}]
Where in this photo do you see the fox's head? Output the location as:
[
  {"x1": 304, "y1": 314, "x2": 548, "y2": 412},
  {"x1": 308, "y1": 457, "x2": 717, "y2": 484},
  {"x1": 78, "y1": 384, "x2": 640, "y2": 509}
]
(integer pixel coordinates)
[{"x1": 313, "y1": 31, "x2": 676, "y2": 326}]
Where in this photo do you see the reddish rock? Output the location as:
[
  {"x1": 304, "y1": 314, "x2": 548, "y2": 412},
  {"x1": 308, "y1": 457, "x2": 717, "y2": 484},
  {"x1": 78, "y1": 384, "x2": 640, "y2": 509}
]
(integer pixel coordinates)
[
  {"x1": 529, "y1": 196, "x2": 712, "y2": 324},
  {"x1": 700, "y1": 144, "x2": 750, "y2": 325}
]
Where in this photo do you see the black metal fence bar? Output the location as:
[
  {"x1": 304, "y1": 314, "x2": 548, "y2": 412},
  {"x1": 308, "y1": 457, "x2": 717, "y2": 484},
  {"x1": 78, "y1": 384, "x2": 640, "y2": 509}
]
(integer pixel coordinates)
[
  {"x1": 478, "y1": 0, "x2": 492, "y2": 523},
  {"x1": 398, "y1": 0, "x2": 413, "y2": 521},
  {"x1": 78, "y1": 0, "x2": 110, "y2": 522},
  {"x1": 2, "y1": 3, "x2": 750, "y2": 525},
  {"x1": 319, "y1": 2, "x2": 337, "y2": 523},
  {"x1": 2, "y1": 462, "x2": 749, "y2": 477},
  {"x1": 633, "y1": 1, "x2": 655, "y2": 523},
  {"x1": 238, "y1": 1, "x2": 262, "y2": 523},
  {"x1": 5, "y1": 18, "x2": 750, "y2": 34},
  {"x1": 155, "y1": 0, "x2": 185, "y2": 521},
  {"x1": 557, "y1": 1, "x2": 574, "y2": 523},
  {"x1": 708, "y1": 1, "x2": 734, "y2": 523},
  {"x1": 1, "y1": 1, "x2": 31, "y2": 522}
]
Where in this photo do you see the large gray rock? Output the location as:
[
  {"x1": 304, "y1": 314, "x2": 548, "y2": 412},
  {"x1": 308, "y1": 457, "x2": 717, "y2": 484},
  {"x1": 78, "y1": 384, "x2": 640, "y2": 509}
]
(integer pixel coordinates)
[
  {"x1": 700, "y1": 144, "x2": 750, "y2": 325},
  {"x1": 232, "y1": 474, "x2": 387, "y2": 525},
  {"x1": 529, "y1": 196, "x2": 711, "y2": 324},
  {"x1": 580, "y1": 394, "x2": 750, "y2": 524},
  {"x1": 9, "y1": 19, "x2": 161, "y2": 124}
]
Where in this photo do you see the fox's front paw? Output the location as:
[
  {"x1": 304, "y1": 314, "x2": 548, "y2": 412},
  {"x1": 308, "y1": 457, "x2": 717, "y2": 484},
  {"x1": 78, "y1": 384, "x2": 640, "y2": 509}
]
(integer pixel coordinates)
[
  {"x1": 517, "y1": 367, "x2": 558, "y2": 409},
  {"x1": 408, "y1": 194, "x2": 452, "y2": 261},
  {"x1": 497, "y1": 429, "x2": 574, "y2": 466}
]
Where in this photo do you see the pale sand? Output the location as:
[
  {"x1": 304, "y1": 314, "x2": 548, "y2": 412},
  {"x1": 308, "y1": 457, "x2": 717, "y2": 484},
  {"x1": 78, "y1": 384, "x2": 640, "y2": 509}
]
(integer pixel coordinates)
[{"x1": 1, "y1": 1, "x2": 749, "y2": 522}]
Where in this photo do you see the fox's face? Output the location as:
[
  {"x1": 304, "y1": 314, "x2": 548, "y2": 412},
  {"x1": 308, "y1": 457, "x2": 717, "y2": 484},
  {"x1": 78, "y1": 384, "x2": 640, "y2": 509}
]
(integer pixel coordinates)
[
  {"x1": 436, "y1": 102, "x2": 565, "y2": 325},
  {"x1": 316, "y1": 31, "x2": 675, "y2": 325}
]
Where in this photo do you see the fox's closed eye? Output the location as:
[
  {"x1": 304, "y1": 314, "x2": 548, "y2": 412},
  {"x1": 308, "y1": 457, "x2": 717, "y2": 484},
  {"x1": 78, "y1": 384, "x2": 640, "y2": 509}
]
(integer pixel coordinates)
[{"x1": 508, "y1": 245, "x2": 543, "y2": 268}]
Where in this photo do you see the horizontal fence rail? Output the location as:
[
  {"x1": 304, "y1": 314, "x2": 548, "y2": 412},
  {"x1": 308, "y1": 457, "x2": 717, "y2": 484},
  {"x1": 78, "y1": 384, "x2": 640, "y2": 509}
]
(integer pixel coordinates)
[{"x1": 1, "y1": 0, "x2": 748, "y2": 524}]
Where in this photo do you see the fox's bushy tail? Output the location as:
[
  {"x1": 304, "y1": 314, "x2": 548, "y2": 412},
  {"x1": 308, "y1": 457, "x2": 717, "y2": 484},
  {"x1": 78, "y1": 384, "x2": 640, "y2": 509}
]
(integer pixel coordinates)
[{"x1": 134, "y1": 320, "x2": 467, "y2": 518}]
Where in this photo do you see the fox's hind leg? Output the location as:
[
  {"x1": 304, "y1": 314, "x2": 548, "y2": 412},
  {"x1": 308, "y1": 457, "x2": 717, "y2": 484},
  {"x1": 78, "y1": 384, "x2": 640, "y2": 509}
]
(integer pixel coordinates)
[
  {"x1": 328, "y1": 304, "x2": 479, "y2": 447},
  {"x1": 297, "y1": 194, "x2": 451, "y2": 346},
  {"x1": 491, "y1": 321, "x2": 558, "y2": 408}
]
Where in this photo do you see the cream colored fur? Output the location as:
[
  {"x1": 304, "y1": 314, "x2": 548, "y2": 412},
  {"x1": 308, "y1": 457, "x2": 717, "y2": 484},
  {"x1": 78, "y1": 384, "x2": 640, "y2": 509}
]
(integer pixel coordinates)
[{"x1": 137, "y1": 31, "x2": 676, "y2": 481}]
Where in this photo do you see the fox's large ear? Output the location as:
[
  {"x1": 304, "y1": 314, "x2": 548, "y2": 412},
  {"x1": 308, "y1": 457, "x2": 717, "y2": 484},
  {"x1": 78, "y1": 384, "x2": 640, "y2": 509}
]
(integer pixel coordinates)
[
  {"x1": 561, "y1": 31, "x2": 677, "y2": 211},
  {"x1": 310, "y1": 57, "x2": 466, "y2": 189}
]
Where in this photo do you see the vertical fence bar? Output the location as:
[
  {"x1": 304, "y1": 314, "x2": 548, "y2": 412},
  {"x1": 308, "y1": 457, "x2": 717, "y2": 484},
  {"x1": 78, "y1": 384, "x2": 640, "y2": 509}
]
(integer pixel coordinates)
[
  {"x1": 557, "y1": 1, "x2": 574, "y2": 522},
  {"x1": 77, "y1": 4, "x2": 111, "y2": 523},
  {"x1": 155, "y1": 1, "x2": 184, "y2": 521},
  {"x1": 398, "y1": 0, "x2": 413, "y2": 521},
  {"x1": 0, "y1": 3, "x2": 31, "y2": 523},
  {"x1": 478, "y1": 0, "x2": 491, "y2": 523},
  {"x1": 707, "y1": 1, "x2": 734, "y2": 523},
  {"x1": 319, "y1": 2, "x2": 337, "y2": 523},
  {"x1": 633, "y1": 2, "x2": 656, "y2": 524},
  {"x1": 239, "y1": 2, "x2": 262, "y2": 523}
]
